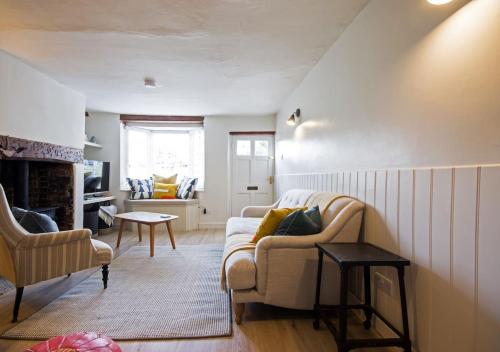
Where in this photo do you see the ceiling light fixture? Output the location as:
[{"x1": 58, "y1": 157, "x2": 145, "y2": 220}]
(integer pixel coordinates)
[
  {"x1": 287, "y1": 109, "x2": 301, "y2": 126},
  {"x1": 144, "y1": 77, "x2": 157, "y2": 88},
  {"x1": 427, "y1": 0, "x2": 454, "y2": 5}
]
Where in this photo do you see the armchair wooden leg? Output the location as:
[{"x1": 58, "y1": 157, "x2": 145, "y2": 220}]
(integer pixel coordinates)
[
  {"x1": 234, "y1": 302, "x2": 245, "y2": 325},
  {"x1": 12, "y1": 287, "x2": 24, "y2": 323},
  {"x1": 102, "y1": 264, "x2": 109, "y2": 289}
]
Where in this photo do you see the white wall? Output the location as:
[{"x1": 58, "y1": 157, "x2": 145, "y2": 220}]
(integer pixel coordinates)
[
  {"x1": 84, "y1": 112, "x2": 128, "y2": 213},
  {"x1": 0, "y1": 50, "x2": 86, "y2": 149},
  {"x1": 273, "y1": 1, "x2": 500, "y2": 351},
  {"x1": 276, "y1": 0, "x2": 500, "y2": 352},
  {"x1": 0, "y1": 50, "x2": 86, "y2": 228},
  {"x1": 197, "y1": 114, "x2": 276, "y2": 227},
  {"x1": 275, "y1": 0, "x2": 500, "y2": 174}
]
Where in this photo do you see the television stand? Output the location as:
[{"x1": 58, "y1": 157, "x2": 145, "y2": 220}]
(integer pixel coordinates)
[
  {"x1": 83, "y1": 195, "x2": 117, "y2": 235},
  {"x1": 83, "y1": 195, "x2": 116, "y2": 205}
]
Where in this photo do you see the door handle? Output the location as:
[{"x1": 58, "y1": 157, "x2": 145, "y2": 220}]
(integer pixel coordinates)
[
  {"x1": 268, "y1": 176, "x2": 274, "y2": 185},
  {"x1": 247, "y1": 186, "x2": 258, "y2": 190}
]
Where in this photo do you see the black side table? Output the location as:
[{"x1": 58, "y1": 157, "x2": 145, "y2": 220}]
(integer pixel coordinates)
[{"x1": 313, "y1": 243, "x2": 411, "y2": 352}]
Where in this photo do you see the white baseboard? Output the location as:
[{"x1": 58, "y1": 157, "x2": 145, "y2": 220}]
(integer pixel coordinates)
[{"x1": 198, "y1": 222, "x2": 226, "y2": 229}]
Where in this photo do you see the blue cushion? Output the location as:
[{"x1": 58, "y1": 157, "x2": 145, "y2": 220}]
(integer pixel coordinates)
[
  {"x1": 19, "y1": 211, "x2": 59, "y2": 233},
  {"x1": 273, "y1": 206, "x2": 322, "y2": 236},
  {"x1": 11, "y1": 207, "x2": 28, "y2": 222},
  {"x1": 305, "y1": 205, "x2": 322, "y2": 228}
]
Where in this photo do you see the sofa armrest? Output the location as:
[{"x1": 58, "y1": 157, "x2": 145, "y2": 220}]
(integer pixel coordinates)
[
  {"x1": 17, "y1": 229, "x2": 92, "y2": 249},
  {"x1": 240, "y1": 200, "x2": 279, "y2": 218}
]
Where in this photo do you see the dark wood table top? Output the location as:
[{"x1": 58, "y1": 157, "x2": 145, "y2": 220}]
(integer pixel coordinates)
[{"x1": 316, "y1": 243, "x2": 410, "y2": 267}]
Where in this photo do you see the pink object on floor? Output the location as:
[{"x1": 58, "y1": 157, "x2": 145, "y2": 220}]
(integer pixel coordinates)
[{"x1": 25, "y1": 332, "x2": 121, "y2": 352}]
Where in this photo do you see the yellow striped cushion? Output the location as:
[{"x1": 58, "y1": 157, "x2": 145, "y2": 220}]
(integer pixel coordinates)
[{"x1": 152, "y1": 183, "x2": 178, "y2": 199}]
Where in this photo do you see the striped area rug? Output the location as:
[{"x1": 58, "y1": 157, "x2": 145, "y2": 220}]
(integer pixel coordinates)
[{"x1": 2, "y1": 245, "x2": 231, "y2": 340}]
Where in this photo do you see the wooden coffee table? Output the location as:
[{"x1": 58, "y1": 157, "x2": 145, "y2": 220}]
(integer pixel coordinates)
[{"x1": 115, "y1": 211, "x2": 178, "y2": 257}]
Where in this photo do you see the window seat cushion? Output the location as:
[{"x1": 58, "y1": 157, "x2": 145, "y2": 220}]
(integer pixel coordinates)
[{"x1": 124, "y1": 198, "x2": 199, "y2": 205}]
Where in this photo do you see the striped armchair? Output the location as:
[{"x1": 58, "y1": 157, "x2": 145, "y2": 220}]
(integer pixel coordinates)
[{"x1": 0, "y1": 184, "x2": 113, "y2": 322}]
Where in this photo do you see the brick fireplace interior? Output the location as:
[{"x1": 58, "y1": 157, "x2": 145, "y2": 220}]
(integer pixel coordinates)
[{"x1": 0, "y1": 159, "x2": 75, "y2": 230}]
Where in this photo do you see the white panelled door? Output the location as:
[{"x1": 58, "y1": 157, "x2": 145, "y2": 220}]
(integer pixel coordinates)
[{"x1": 230, "y1": 134, "x2": 274, "y2": 217}]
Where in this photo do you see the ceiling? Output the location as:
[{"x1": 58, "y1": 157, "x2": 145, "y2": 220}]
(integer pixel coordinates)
[{"x1": 0, "y1": 0, "x2": 367, "y2": 116}]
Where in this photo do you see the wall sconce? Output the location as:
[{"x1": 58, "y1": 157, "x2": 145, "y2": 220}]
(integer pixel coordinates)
[{"x1": 287, "y1": 108, "x2": 301, "y2": 126}]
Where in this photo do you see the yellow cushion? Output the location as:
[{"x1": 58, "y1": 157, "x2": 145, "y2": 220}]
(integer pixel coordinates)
[
  {"x1": 153, "y1": 173, "x2": 177, "y2": 184},
  {"x1": 250, "y1": 207, "x2": 306, "y2": 243},
  {"x1": 152, "y1": 183, "x2": 178, "y2": 199}
]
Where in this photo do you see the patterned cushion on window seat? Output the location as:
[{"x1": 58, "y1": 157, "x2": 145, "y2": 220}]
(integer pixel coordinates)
[
  {"x1": 176, "y1": 177, "x2": 198, "y2": 199},
  {"x1": 127, "y1": 177, "x2": 153, "y2": 199}
]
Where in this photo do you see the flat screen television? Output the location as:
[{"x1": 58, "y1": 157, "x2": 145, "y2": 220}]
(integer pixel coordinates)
[{"x1": 83, "y1": 160, "x2": 110, "y2": 195}]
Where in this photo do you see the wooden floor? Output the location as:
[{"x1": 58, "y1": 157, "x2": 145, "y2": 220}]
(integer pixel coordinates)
[{"x1": 0, "y1": 228, "x2": 391, "y2": 352}]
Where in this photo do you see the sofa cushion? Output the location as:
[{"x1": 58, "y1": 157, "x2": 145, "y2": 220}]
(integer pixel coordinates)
[
  {"x1": 224, "y1": 233, "x2": 256, "y2": 290},
  {"x1": 152, "y1": 183, "x2": 178, "y2": 199},
  {"x1": 11, "y1": 207, "x2": 27, "y2": 222},
  {"x1": 274, "y1": 206, "x2": 321, "y2": 236},
  {"x1": 226, "y1": 217, "x2": 262, "y2": 237},
  {"x1": 153, "y1": 173, "x2": 177, "y2": 184},
  {"x1": 176, "y1": 177, "x2": 197, "y2": 199},
  {"x1": 127, "y1": 177, "x2": 153, "y2": 199},
  {"x1": 19, "y1": 211, "x2": 59, "y2": 233},
  {"x1": 250, "y1": 207, "x2": 305, "y2": 243},
  {"x1": 305, "y1": 205, "x2": 322, "y2": 227}
]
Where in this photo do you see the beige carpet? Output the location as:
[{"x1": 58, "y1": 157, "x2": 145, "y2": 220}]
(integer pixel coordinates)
[{"x1": 2, "y1": 245, "x2": 231, "y2": 340}]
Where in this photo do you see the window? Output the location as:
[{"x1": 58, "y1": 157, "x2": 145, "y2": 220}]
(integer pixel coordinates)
[
  {"x1": 236, "y1": 140, "x2": 251, "y2": 156},
  {"x1": 254, "y1": 140, "x2": 269, "y2": 156},
  {"x1": 122, "y1": 125, "x2": 204, "y2": 189}
]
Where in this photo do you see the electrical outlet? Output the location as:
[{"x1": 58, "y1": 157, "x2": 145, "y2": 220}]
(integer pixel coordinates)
[{"x1": 375, "y1": 272, "x2": 393, "y2": 296}]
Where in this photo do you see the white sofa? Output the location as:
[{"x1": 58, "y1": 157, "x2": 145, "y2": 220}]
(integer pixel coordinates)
[{"x1": 224, "y1": 189, "x2": 365, "y2": 323}]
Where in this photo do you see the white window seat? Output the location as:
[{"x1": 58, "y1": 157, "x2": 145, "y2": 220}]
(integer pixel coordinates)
[{"x1": 124, "y1": 198, "x2": 199, "y2": 232}]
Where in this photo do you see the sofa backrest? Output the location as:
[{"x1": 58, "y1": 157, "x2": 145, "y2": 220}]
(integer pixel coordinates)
[
  {"x1": 305, "y1": 192, "x2": 362, "y2": 230},
  {"x1": 277, "y1": 189, "x2": 314, "y2": 209}
]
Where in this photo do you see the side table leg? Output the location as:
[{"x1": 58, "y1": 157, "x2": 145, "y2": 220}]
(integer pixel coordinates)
[
  {"x1": 339, "y1": 266, "x2": 349, "y2": 352},
  {"x1": 363, "y1": 265, "x2": 373, "y2": 329},
  {"x1": 398, "y1": 266, "x2": 411, "y2": 352},
  {"x1": 313, "y1": 249, "x2": 324, "y2": 330}
]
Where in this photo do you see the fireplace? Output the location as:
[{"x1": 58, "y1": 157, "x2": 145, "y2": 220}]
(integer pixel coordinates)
[
  {"x1": 0, "y1": 134, "x2": 84, "y2": 231},
  {"x1": 0, "y1": 159, "x2": 75, "y2": 230}
]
